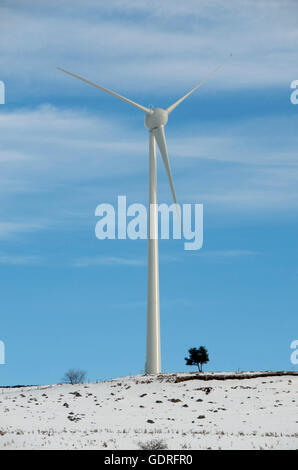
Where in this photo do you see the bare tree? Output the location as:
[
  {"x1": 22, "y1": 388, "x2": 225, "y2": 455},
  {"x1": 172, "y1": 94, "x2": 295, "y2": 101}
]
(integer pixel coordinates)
[{"x1": 62, "y1": 368, "x2": 87, "y2": 385}]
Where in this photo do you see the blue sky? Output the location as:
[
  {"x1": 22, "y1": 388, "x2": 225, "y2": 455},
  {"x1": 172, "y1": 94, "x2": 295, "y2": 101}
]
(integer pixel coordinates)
[{"x1": 0, "y1": 0, "x2": 297, "y2": 385}]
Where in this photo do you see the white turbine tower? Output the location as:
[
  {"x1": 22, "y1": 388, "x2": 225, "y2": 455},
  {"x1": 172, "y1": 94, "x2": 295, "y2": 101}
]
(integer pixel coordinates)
[{"x1": 57, "y1": 57, "x2": 230, "y2": 374}]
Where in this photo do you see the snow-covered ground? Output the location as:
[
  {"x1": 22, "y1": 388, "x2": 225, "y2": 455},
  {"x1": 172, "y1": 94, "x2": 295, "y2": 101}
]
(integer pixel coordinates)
[{"x1": 0, "y1": 372, "x2": 297, "y2": 450}]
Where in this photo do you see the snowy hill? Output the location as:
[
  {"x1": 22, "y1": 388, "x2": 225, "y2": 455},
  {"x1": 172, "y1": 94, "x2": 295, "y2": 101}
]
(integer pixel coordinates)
[{"x1": 0, "y1": 372, "x2": 297, "y2": 450}]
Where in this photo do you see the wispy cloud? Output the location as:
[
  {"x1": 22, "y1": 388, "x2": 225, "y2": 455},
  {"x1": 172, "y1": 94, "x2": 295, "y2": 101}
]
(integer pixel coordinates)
[
  {"x1": 0, "y1": 255, "x2": 43, "y2": 265},
  {"x1": 198, "y1": 250, "x2": 261, "y2": 258},
  {"x1": 73, "y1": 250, "x2": 260, "y2": 267},
  {"x1": 73, "y1": 256, "x2": 146, "y2": 268},
  {"x1": 0, "y1": 1, "x2": 297, "y2": 241},
  {"x1": 0, "y1": 106, "x2": 297, "y2": 216},
  {"x1": 1, "y1": 1, "x2": 297, "y2": 99},
  {"x1": 0, "y1": 222, "x2": 46, "y2": 239}
]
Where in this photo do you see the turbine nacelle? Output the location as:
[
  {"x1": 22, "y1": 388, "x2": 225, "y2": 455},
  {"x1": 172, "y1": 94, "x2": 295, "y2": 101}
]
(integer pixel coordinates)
[{"x1": 145, "y1": 108, "x2": 168, "y2": 130}]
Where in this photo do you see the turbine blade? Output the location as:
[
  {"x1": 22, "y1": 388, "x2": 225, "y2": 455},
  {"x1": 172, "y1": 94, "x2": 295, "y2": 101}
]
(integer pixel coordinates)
[
  {"x1": 166, "y1": 55, "x2": 232, "y2": 114},
  {"x1": 57, "y1": 67, "x2": 151, "y2": 113},
  {"x1": 152, "y1": 126, "x2": 181, "y2": 224}
]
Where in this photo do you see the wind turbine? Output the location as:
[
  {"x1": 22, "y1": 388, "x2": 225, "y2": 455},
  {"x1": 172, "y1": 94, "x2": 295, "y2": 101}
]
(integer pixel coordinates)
[{"x1": 57, "y1": 57, "x2": 230, "y2": 374}]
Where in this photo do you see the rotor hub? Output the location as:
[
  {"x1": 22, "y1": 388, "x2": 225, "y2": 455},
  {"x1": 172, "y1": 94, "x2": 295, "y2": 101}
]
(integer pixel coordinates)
[{"x1": 145, "y1": 108, "x2": 168, "y2": 130}]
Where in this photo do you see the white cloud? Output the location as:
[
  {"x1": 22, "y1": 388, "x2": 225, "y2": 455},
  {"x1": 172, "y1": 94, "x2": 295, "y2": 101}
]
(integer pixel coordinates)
[
  {"x1": 183, "y1": 166, "x2": 298, "y2": 211},
  {"x1": 1, "y1": 0, "x2": 297, "y2": 98},
  {"x1": 0, "y1": 106, "x2": 297, "y2": 219},
  {"x1": 0, "y1": 254, "x2": 42, "y2": 265},
  {"x1": 73, "y1": 256, "x2": 146, "y2": 267},
  {"x1": 0, "y1": 222, "x2": 46, "y2": 239},
  {"x1": 73, "y1": 250, "x2": 261, "y2": 267},
  {"x1": 0, "y1": 249, "x2": 260, "y2": 267},
  {"x1": 198, "y1": 250, "x2": 261, "y2": 258},
  {"x1": 0, "y1": 2, "x2": 296, "y2": 226}
]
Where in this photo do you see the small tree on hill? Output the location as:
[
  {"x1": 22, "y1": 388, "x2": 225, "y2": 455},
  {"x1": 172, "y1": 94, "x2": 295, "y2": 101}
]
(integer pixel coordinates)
[
  {"x1": 62, "y1": 368, "x2": 87, "y2": 385},
  {"x1": 185, "y1": 346, "x2": 209, "y2": 373}
]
